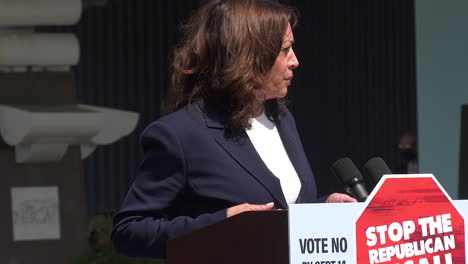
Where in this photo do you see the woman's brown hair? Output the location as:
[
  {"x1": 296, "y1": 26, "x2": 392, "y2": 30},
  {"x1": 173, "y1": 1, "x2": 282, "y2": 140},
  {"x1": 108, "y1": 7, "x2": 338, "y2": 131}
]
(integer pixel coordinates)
[{"x1": 168, "y1": 0, "x2": 298, "y2": 132}]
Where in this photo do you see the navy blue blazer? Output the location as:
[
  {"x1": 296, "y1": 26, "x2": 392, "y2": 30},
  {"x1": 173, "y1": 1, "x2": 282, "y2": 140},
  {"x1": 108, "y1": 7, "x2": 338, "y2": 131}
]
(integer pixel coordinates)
[{"x1": 112, "y1": 101, "x2": 320, "y2": 259}]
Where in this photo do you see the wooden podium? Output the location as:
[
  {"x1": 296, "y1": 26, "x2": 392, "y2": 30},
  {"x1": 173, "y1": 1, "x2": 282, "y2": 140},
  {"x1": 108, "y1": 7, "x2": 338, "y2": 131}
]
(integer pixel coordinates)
[{"x1": 167, "y1": 210, "x2": 289, "y2": 264}]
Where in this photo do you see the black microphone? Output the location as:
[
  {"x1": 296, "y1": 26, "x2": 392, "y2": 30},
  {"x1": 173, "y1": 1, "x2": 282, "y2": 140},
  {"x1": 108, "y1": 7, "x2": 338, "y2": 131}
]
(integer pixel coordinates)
[
  {"x1": 364, "y1": 157, "x2": 392, "y2": 186},
  {"x1": 331, "y1": 157, "x2": 369, "y2": 202}
]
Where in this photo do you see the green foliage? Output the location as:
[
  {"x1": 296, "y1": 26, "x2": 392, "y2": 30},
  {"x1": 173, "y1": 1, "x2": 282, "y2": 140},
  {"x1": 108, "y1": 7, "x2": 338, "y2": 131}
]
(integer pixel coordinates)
[{"x1": 75, "y1": 213, "x2": 164, "y2": 264}]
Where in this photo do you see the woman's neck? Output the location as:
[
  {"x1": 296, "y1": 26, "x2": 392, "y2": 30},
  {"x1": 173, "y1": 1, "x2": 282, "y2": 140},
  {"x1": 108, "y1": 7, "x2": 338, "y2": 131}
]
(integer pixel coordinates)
[{"x1": 253, "y1": 102, "x2": 265, "y2": 118}]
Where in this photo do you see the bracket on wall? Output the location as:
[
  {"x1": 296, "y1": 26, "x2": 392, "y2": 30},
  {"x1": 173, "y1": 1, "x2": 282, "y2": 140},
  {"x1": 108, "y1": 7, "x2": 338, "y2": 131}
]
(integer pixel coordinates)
[
  {"x1": 0, "y1": 104, "x2": 139, "y2": 163},
  {"x1": 77, "y1": 104, "x2": 139, "y2": 159}
]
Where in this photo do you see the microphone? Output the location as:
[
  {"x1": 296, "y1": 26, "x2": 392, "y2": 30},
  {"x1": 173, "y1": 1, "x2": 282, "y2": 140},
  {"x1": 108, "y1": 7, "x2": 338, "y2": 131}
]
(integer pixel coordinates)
[
  {"x1": 331, "y1": 157, "x2": 369, "y2": 202},
  {"x1": 364, "y1": 157, "x2": 392, "y2": 186}
]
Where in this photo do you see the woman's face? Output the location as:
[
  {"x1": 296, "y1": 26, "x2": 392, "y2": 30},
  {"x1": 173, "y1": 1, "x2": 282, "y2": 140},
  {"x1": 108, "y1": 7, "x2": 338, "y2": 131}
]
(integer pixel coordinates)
[{"x1": 262, "y1": 23, "x2": 299, "y2": 100}]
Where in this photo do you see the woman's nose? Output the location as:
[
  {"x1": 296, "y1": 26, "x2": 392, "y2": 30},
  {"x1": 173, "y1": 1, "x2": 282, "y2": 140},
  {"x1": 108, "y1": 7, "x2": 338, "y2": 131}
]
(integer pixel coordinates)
[{"x1": 289, "y1": 49, "x2": 299, "y2": 69}]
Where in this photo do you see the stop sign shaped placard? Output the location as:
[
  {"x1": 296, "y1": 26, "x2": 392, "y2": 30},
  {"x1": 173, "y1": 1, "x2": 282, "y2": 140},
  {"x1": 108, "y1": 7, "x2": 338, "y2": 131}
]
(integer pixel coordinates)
[{"x1": 356, "y1": 175, "x2": 465, "y2": 264}]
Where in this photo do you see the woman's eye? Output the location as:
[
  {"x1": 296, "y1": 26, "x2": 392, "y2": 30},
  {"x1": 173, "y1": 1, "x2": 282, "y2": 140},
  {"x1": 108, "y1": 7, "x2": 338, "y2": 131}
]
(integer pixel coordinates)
[{"x1": 282, "y1": 46, "x2": 291, "y2": 53}]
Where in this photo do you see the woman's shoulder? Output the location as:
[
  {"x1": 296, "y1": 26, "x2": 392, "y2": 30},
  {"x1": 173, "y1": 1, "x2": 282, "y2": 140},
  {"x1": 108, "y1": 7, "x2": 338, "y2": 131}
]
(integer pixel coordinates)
[{"x1": 141, "y1": 103, "x2": 206, "y2": 139}]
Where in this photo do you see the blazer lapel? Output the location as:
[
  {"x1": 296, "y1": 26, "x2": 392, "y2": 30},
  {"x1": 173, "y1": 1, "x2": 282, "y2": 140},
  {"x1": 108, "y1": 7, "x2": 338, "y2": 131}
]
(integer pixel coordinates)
[
  {"x1": 276, "y1": 115, "x2": 313, "y2": 202},
  {"x1": 214, "y1": 134, "x2": 288, "y2": 208},
  {"x1": 196, "y1": 101, "x2": 288, "y2": 209}
]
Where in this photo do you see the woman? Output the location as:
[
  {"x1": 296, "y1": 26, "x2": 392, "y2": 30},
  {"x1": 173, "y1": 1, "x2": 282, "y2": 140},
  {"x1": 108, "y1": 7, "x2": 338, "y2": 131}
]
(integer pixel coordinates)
[{"x1": 112, "y1": 0, "x2": 355, "y2": 259}]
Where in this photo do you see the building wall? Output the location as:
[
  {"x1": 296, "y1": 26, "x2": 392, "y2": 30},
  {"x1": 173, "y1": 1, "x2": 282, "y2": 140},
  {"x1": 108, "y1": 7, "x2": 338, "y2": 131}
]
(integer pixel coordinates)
[{"x1": 415, "y1": 0, "x2": 468, "y2": 197}]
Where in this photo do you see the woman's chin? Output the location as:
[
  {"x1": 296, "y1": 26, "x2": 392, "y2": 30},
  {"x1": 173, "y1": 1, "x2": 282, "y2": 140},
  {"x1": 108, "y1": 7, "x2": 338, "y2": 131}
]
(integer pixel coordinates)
[
  {"x1": 265, "y1": 87, "x2": 288, "y2": 100},
  {"x1": 278, "y1": 88, "x2": 288, "y2": 99}
]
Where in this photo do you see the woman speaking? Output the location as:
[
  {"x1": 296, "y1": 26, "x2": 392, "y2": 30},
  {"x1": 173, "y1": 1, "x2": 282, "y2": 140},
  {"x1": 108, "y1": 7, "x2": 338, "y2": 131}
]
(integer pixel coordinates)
[{"x1": 112, "y1": 0, "x2": 355, "y2": 259}]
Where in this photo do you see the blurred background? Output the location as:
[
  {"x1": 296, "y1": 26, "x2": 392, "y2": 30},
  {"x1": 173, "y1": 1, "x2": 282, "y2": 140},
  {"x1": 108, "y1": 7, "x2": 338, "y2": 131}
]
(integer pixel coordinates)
[{"x1": 0, "y1": 0, "x2": 467, "y2": 263}]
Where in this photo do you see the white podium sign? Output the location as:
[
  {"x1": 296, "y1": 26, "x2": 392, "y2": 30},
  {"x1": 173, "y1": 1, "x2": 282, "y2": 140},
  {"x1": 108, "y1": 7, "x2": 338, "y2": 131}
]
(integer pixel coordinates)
[
  {"x1": 289, "y1": 175, "x2": 468, "y2": 264},
  {"x1": 289, "y1": 203, "x2": 362, "y2": 264},
  {"x1": 289, "y1": 201, "x2": 468, "y2": 264}
]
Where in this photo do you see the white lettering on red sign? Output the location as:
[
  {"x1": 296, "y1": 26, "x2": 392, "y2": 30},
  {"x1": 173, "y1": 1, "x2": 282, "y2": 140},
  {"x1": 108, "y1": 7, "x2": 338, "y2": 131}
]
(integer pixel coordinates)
[{"x1": 365, "y1": 214, "x2": 455, "y2": 263}]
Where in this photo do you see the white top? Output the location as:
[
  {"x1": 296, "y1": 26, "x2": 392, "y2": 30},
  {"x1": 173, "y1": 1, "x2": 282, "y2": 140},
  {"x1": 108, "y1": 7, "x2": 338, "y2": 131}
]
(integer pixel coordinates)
[{"x1": 245, "y1": 113, "x2": 302, "y2": 204}]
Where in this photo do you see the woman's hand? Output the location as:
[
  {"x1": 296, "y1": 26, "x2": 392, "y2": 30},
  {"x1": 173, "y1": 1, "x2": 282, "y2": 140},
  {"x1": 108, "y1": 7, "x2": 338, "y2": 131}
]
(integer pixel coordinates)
[
  {"x1": 325, "y1": 193, "x2": 357, "y2": 203},
  {"x1": 226, "y1": 202, "x2": 275, "y2": 217}
]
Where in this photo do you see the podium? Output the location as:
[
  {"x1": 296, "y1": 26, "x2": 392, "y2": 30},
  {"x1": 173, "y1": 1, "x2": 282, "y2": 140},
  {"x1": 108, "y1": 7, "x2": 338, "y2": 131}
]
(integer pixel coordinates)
[
  {"x1": 168, "y1": 175, "x2": 468, "y2": 264},
  {"x1": 167, "y1": 210, "x2": 289, "y2": 264}
]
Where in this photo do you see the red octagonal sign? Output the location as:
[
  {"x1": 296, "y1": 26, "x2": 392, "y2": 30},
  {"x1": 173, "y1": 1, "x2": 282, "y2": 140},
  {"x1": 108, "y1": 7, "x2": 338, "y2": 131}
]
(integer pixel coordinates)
[{"x1": 355, "y1": 175, "x2": 465, "y2": 264}]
